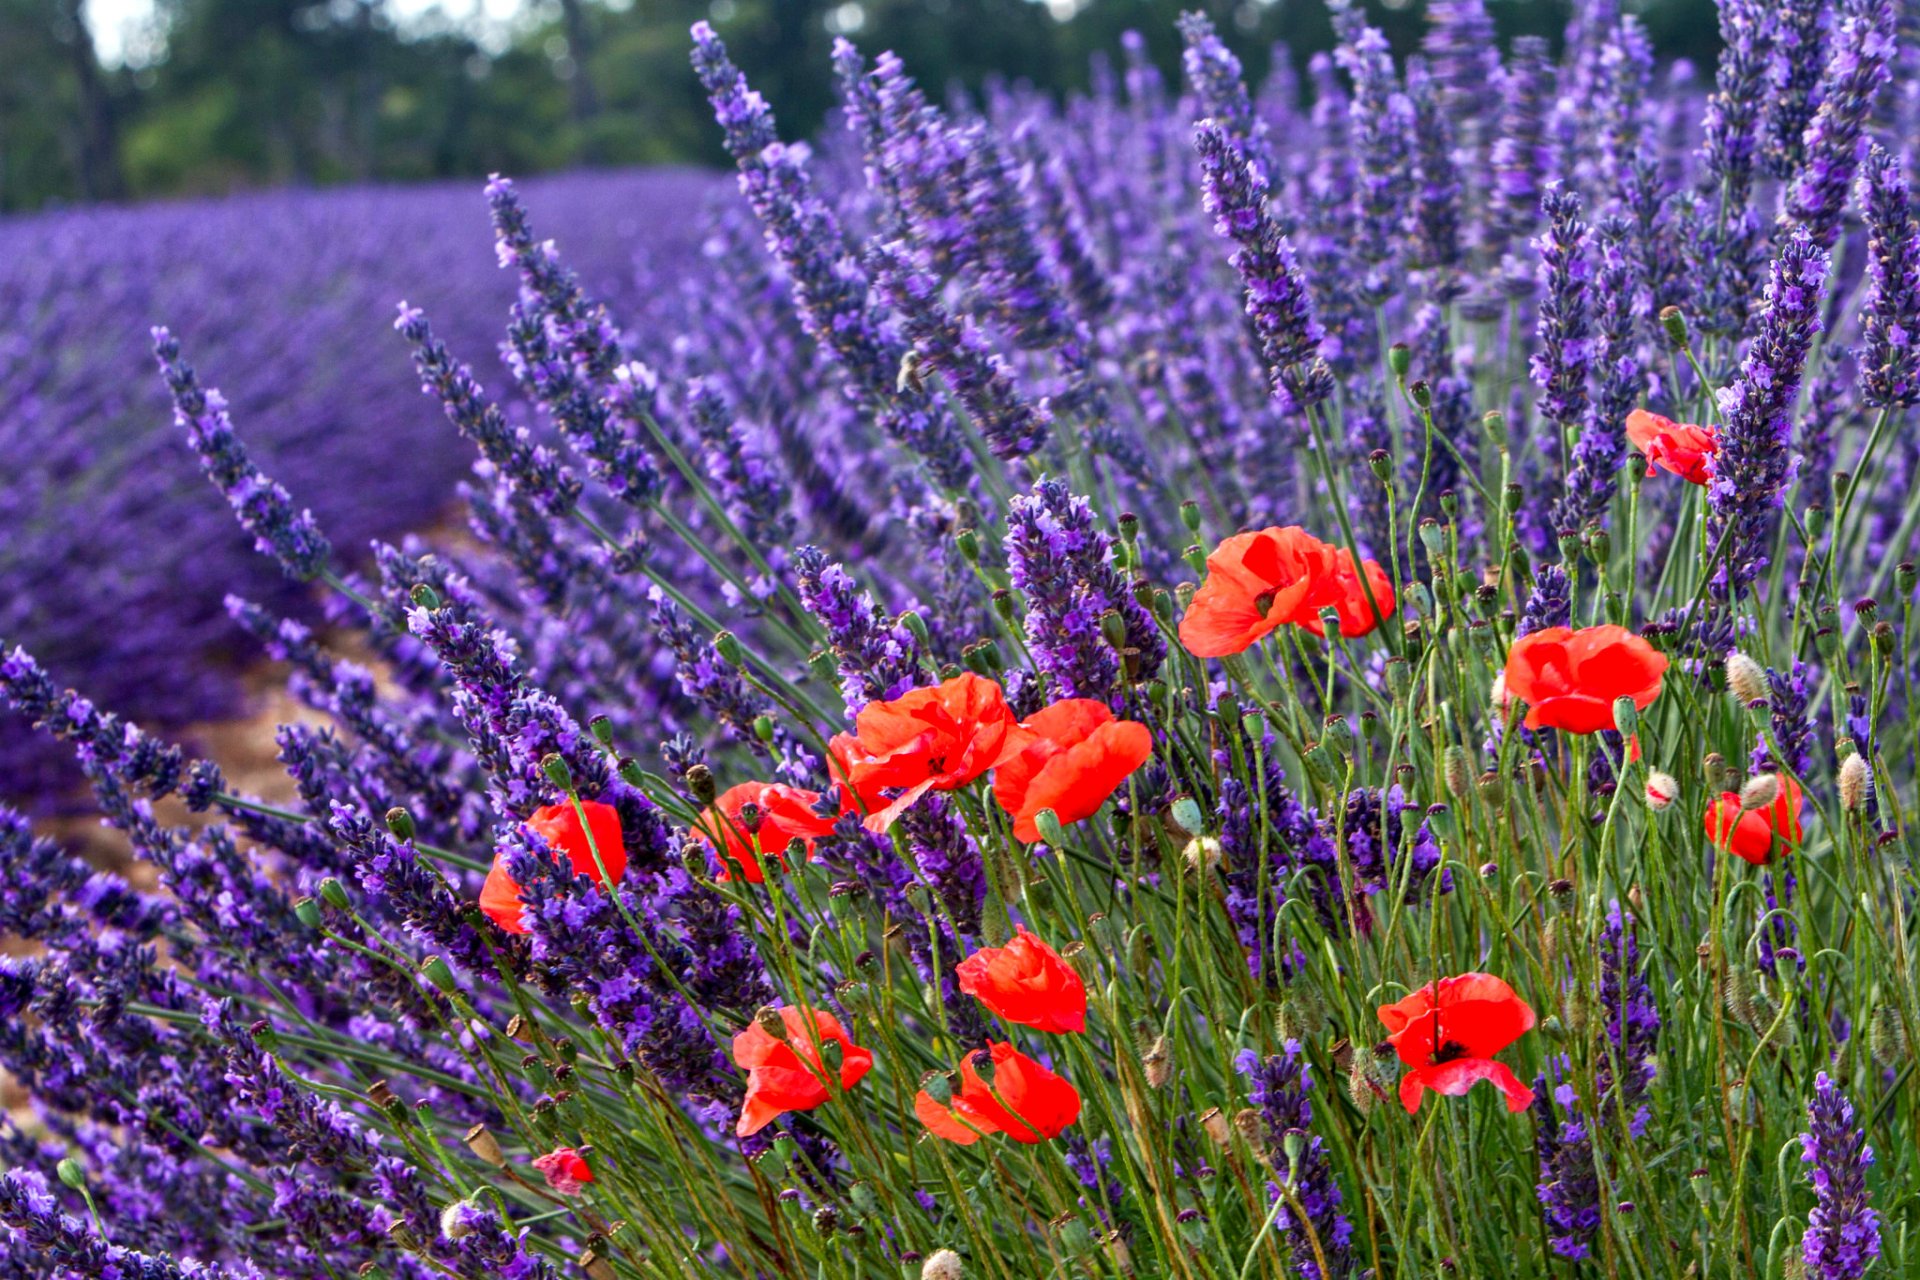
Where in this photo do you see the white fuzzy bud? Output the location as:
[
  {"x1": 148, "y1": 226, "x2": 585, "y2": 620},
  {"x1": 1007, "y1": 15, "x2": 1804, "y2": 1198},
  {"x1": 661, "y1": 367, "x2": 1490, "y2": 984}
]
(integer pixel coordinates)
[
  {"x1": 922, "y1": 1249, "x2": 965, "y2": 1280},
  {"x1": 1839, "y1": 752, "x2": 1870, "y2": 812},
  {"x1": 1183, "y1": 835, "x2": 1224, "y2": 873},
  {"x1": 1491, "y1": 671, "x2": 1512, "y2": 715},
  {"x1": 1725, "y1": 652, "x2": 1768, "y2": 704},
  {"x1": 440, "y1": 1201, "x2": 476, "y2": 1241},
  {"x1": 1644, "y1": 770, "x2": 1679, "y2": 811},
  {"x1": 1738, "y1": 773, "x2": 1781, "y2": 812}
]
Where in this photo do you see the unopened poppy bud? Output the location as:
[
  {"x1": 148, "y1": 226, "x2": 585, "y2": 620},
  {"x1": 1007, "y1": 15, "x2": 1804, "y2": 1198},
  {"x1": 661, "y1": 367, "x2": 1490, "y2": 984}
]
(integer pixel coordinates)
[
  {"x1": 1386, "y1": 657, "x2": 1412, "y2": 697},
  {"x1": 541, "y1": 753, "x2": 574, "y2": 791},
  {"x1": 1869, "y1": 1004, "x2": 1909, "y2": 1066},
  {"x1": 384, "y1": 807, "x2": 416, "y2": 840},
  {"x1": 55, "y1": 1156, "x2": 85, "y2": 1192},
  {"x1": 684, "y1": 763, "x2": 716, "y2": 805},
  {"x1": 293, "y1": 896, "x2": 321, "y2": 928},
  {"x1": 922, "y1": 1249, "x2": 965, "y2": 1280},
  {"x1": 421, "y1": 956, "x2": 457, "y2": 993},
  {"x1": 1644, "y1": 770, "x2": 1679, "y2": 810},
  {"x1": 1346, "y1": 1057, "x2": 1377, "y2": 1114},
  {"x1": 1167, "y1": 795, "x2": 1204, "y2": 836},
  {"x1": 1386, "y1": 342, "x2": 1412, "y2": 380},
  {"x1": 409, "y1": 582, "x2": 441, "y2": 609},
  {"x1": 1839, "y1": 752, "x2": 1870, "y2": 811},
  {"x1": 1611, "y1": 697, "x2": 1637, "y2": 738},
  {"x1": 712, "y1": 630, "x2": 745, "y2": 668},
  {"x1": 1659, "y1": 305, "x2": 1689, "y2": 346},
  {"x1": 317, "y1": 878, "x2": 350, "y2": 911},
  {"x1": 967, "y1": 1047, "x2": 996, "y2": 1088},
  {"x1": 1368, "y1": 449, "x2": 1393, "y2": 481},
  {"x1": 1899, "y1": 562, "x2": 1918, "y2": 595},
  {"x1": 1033, "y1": 808, "x2": 1067, "y2": 847},
  {"x1": 1179, "y1": 500, "x2": 1202, "y2": 533},
  {"x1": 955, "y1": 527, "x2": 979, "y2": 563},
  {"x1": 899, "y1": 610, "x2": 932, "y2": 652},
  {"x1": 441, "y1": 1201, "x2": 476, "y2": 1240},
  {"x1": 1442, "y1": 745, "x2": 1470, "y2": 797},
  {"x1": 1724, "y1": 652, "x2": 1767, "y2": 704},
  {"x1": 751, "y1": 714, "x2": 775, "y2": 744},
  {"x1": 920, "y1": 1070, "x2": 956, "y2": 1105},
  {"x1": 1183, "y1": 836, "x2": 1223, "y2": 873},
  {"x1": 1738, "y1": 774, "x2": 1781, "y2": 812}
]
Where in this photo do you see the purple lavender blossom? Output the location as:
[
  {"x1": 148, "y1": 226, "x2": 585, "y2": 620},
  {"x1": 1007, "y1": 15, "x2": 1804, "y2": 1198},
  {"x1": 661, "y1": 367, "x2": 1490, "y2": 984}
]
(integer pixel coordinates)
[
  {"x1": 1236, "y1": 1044, "x2": 1357, "y2": 1279},
  {"x1": 1761, "y1": 0, "x2": 1832, "y2": 177},
  {"x1": 1332, "y1": 8, "x2": 1414, "y2": 306},
  {"x1": 791, "y1": 546, "x2": 924, "y2": 713},
  {"x1": 1799, "y1": 1072, "x2": 1881, "y2": 1279},
  {"x1": 1528, "y1": 185, "x2": 1592, "y2": 549},
  {"x1": 1532, "y1": 1072, "x2": 1602, "y2": 1260},
  {"x1": 1708, "y1": 228, "x2": 1829, "y2": 595},
  {"x1": 1552, "y1": 216, "x2": 1639, "y2": 534},
  {"x1": 1776, "y1": 0, "x2": 1896, "y2": 252},
  {"x1": 1488, "y1": 38, "x2": 1554, "y2": 253},
  {"x1": 1178, "y1": 11, "x2": 1274, "y2": 183},
  {"x1": 1859, "y1": 143, "x2": 1920, "y2": 407},
  {"x1": 1598, "y1": 902, "x2": 1659, "y2": 1119}
]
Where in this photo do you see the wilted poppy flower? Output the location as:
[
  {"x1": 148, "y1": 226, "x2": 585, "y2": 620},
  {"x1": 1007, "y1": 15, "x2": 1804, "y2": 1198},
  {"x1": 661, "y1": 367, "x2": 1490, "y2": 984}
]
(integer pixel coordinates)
[
  {"x1": 695, "y1": 782, "x2": 838, "y2": 883},
  {"x1": 992, "y1": 699, "x2": 1152, "y2": 843},
  {"x1": 1501, "y1": 625, "x2": 1668, "y2": 734},
  {"x1": 1377, "y1": 974, "x2": 1537, "y2": 1114},
  {"x1": 1178, "y1": 526, "x2": 1395, "y2": 656},
  {"x1": 1626, "y1": 409, "x2": 1717, "y2": 484},
  {"x1": 956, "y1": 925, "x2": 1087, "y2": 1033},
  {"x1": 479, "y1": 800, "x2": 627, "y2": 935},
  {"x1": 1705, "y1": 776, "x2": 1804, "y2": 866},
  {"x1": 531, "y1": 1147, "x2": 593, "y2": 1196},
  {"x1": 829, "y1": 673, "x2": 1022, "y2": 833},
  {"x1": 914, "y1": 1042, "x2": 1081, "y2": 1144},
  {"x1": 732, "y1": 1006, "x2": 873, "y2": 1137}
]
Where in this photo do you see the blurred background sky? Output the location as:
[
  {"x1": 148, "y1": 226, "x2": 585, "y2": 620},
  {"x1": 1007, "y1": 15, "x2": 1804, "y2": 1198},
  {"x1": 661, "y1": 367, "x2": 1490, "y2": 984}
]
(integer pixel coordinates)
[{"x1": 5, "y1": 0, "x2": 1722, "y2": 214}]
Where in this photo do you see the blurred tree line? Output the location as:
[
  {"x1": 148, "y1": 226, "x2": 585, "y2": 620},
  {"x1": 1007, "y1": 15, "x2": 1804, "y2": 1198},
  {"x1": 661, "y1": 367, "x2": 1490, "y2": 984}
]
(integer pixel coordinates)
[{"x1": 0, "y1": 0, "x2": 1720, "y2": 213}]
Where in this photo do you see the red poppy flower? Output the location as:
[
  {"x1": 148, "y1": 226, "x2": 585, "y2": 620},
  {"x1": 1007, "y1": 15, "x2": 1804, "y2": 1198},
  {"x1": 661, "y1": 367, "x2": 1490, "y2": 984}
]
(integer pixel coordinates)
[
  {"x1": 991, "y1": 699, "x2": 1152, "y2": 843},
  {"x1": 1178, "y1": 526, "x2": 1395, "y2": 656},
  {"x1": 913, "y1": 1042, "x2": 1081, "y2": 1144},
  {"x1": 530, "y1": 1147, "x2": 593, "y2": 1196},
  {"x1": 732, "y1": 1006, "x2": 873, "y2": 1137},
  {"x1": 479, "y1": 800, "x2": 627, "y2": 935},
  {"x1": 956, "y1": 925, "x2": 1087, "y2": 1033},
  {"x1": 695, "y1": 782, "x2": 838, "y2": 883},
  {"x1": 1377, "y1": 974, "x2": 1537, "y2": 1115},
  {"x1": 1705, "y1": 776, "x2": 1804, "y2": 866},
  {"x1": 1501, "y1": 625, "x2": 1669, "y2": 735},
  {"x1": 1626, "y1": 409, "x2": 1717, "y2": 485},
  {"x1": 828, "y1": 673, "x2": 1022, "y2": 833}
]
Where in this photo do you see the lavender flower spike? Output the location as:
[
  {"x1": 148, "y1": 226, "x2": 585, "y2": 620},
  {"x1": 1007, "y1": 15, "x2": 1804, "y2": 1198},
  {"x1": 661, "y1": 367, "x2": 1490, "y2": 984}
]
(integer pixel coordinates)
[
  {"x1": 152, "y1": 328, "x2": 331, "y2": 581},
  {"x1": 1193, "y1": 120, "x2": 1332, "y2": 410},
  {"x1": 1236, "y1": 1044, "x2": 1357, "y2": 1279},
  {"x1": 1, "y1": 1168, "x2": 262, "y2": 1279},
  {"x1": 1799, "y1": 1072, "x2": 1880, "y2": 1279},
  {"x1": 1859, "y1": 143, "x2": 1920, "y2": 408},
  {"x1": 1708, "y1": 227, "x2": 1829, "y2": 595},
  {"x1": 1776, "y1": 0, "x2": 1896, "y2": 252}
]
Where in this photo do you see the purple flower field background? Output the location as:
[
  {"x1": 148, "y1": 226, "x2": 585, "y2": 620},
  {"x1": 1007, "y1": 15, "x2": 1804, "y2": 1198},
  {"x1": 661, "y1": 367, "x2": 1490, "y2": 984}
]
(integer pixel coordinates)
[{"x1": 1, "y1": 168, "x2": 716, "y2": 810}]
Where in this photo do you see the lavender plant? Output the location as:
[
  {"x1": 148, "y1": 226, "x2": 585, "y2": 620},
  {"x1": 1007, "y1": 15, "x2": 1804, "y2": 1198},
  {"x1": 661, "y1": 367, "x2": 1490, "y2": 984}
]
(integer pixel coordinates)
[{"x1": 3, "y1": 6, "x2": 1918, "y2": 1279}]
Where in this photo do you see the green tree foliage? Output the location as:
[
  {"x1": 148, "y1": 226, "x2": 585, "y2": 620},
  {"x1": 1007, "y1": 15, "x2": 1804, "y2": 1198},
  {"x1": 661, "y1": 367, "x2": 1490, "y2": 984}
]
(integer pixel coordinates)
[{"x1": 1, "y1": 0, "x2": 1721, "y2": 214}]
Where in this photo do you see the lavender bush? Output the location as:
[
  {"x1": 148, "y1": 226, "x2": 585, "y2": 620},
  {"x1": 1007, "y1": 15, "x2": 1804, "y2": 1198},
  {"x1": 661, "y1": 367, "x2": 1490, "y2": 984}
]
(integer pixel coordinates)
[
  {"x1": 0, "y1": 168, "x2": 715, "y2": 808},
  {"x1": 2, "y1": 4, "x2": 1917, "y2": 1278}
]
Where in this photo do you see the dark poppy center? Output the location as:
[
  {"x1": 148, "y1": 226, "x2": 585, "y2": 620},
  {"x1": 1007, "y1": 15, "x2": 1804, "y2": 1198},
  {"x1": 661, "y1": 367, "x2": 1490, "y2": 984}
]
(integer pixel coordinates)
[
  {"x1": 1254, "y1": 590, "x2": 1277, "y2": 617},
  {"x1": 1430, "y1": 1039, "x2": 1472, "y2": 1064}
]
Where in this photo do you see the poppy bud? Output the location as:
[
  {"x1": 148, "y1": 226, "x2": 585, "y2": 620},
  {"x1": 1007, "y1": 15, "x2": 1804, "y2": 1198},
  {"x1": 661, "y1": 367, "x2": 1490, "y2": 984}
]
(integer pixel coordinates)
[
  {"x1": 920, "y1": 1070, "x2": 956, "y2": 1105},
  {"x1": 754, "y1": 1006, "x2": 788, "y2": 1040},
  {"x1": 1839, "y1": 752, "x2": 1869, "y2": 811},
  {"x1": 441, "y1": 1201, "x2": 476, "y2": 1241},
  {"x1": 1441, "y1": 745, "x2": 1470, "y2": 797},
  {"x1": 1611, "y1": 697, "x2": 1637, "y2": 739},
  {"x1": 1141, "y1": 1035, "x2": 1172, "y2": 1089},
  {"x1": 385, "y1": 807, "x2": 416, "y2": 840},
  {"x1": 1033, "y1": 808, "x2": 1067, "y2": 847},
  {"x1": 1738, "y1": 774, "x2": 1781, "y2": 812},
  {"x1": 712, "y1": 630, "x2": 745, "y2": 668},
  {"x1": 1099, "y1": 609, "x2": 1130, "y2": 650},
  {"x1": 1869, "y1": 1005, "x2": 1908, "y2": 1067},
  {"x1": 899, "y1": 610, "x2": 932, "y2": 652},
  {"x1": 1724, "y1": 652, "x2": 1767, "y2": 704},
  {"x1": 1387, "y1": 342, "x2": 1411, "y2": 380},
  {"x1": 1417, "y1": 520, "x2": 1445, "y2": 562},
  {"x1": 541, "y1": 753, "x2": 574, "y2": 791},
  {"x1": 1644, "y1": 770, "x2": 1679, "y2": 810},
  {"x1": 1386, "y1": 658, "x2": 1411, "y2": 698},
  {"x1": 1179, "y1": 500, "x2": 1202, "y2": 533},
  {"x1": 1899, "y1": 562, "x2": 1917, "y2": 595},
  {"x1": 1368, "y1": 449, "x2": 1392, "y2": 481},
  {"x1": 1804, "y1": 503, "x2": 1826, "y2": 539},
  {"x1": 293, "y1": 896, "x2": 321, "y2": 929},
  {"x1": 421, "y1": 956, "x2": 457, "y2": 993},
  {"x1": 1659, "y1": 305, "x2": 1689, "y2": 346},
  {"x1": 922, "y1": 1249, "x2": 965, "y2": 1280},
  {"x1": 955, "y1": 527, "x2": 979, "y2": 563},
  {"x1": 55, "y1": 1156, "x2": 86, "y2": 1192},
  {"x1": 685, "y1": 764, "x2": 717, "y2": 805},
  {"x1": 410, "y1": 582, "x2": 441, "y2": 609},
  {"x1": 318, "y1": 878, "x2": 350, "y2": 911}
]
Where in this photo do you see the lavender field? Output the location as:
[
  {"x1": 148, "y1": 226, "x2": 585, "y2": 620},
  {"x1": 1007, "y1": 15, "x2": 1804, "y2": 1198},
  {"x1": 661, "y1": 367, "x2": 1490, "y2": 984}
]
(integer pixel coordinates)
[
  {"x1": 0, "y1": 168, "x2": 716, "y2": 809},
  {"x1": 2, "y1": 2, "x2": 1919, "y2": 1278}
]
